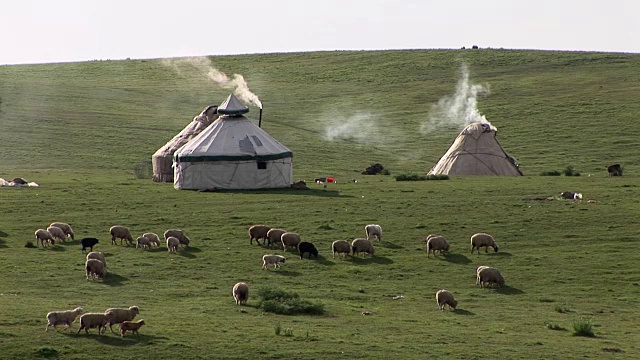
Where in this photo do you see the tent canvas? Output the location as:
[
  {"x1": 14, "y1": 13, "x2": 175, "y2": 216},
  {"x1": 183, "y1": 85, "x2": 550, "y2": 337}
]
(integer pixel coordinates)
[
  {"x1": 173, "y1": 94, "x2": 293, "y2": 190},
  {"x1": 152, "y1": 105, "x2": 219, "y2": 182},
  {"x1": 428, "y1": 123, "x2": 522, "y2": 176}
]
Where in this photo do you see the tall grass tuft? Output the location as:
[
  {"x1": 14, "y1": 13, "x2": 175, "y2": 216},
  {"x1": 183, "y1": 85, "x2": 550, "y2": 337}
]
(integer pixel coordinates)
[
  {"x1": 258, "y1": 288, "x2": 325, "y2": 315},
  {"x1": 563, "y1": 166, "x2": 581, "y2": 176},
  {"x1": 540, "y1": 170, "x2": 561, "y2": 176},
  {"x1": 572, "y1": 317, "x2": 595, "y2": 337}
]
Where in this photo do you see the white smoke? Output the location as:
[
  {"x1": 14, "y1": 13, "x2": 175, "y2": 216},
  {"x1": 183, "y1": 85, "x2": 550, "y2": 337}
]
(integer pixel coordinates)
[
  {"x1": 421, "y1": 63, "x2": 495, "y2": 134},
  {"x1": 323, "y1": 112, "x2": 382, "y2": 144},
  {"x1": 161, "y1": 57, "x2": 262, "y2": 109}
]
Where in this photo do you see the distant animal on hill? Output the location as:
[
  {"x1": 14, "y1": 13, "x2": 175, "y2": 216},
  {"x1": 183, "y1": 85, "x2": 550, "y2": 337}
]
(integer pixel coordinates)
[{"x1": 607, "y1": 164, "x2": 622, "y2": 177}]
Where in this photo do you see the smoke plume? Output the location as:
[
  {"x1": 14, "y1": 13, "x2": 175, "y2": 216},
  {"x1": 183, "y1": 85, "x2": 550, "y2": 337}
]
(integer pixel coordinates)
[
  {"x1": 162, "y1": 57, "x2": 262, "y2": 108},
  {"x1": 421, "y1": 63, "x2": 494, "y2": 134},
  {"x1": 323, "y1": 112, "x2": 383, "y2": 144}
]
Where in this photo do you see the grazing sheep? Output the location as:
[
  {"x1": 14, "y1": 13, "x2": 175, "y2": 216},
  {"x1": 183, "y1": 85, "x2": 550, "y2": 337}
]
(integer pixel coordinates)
[
  {"x1": 298, "y1": 241, "x2": 318, "y2": 259},
  {"x1": 281, "y1": 232, "x2": 302, "y2": 252},
  {"x1": 232, "y1": 282, "x2": 249, "y2": 305},
  {"x1": 85, "y1": 259, "x2": 106, "y2": 280},
  {"x1": 142, "y1": 232, "x2": 161, "y2": 247},
  {"x1": 476, "y1": 267, "x2": 505, "y2": 288},
  {"x1": 435, "y1": 290, "x2": 458, "y2": 311},
  {"x1": 166, "y1": 236, "x2": 180, "y2": 252},
  {"x1": 35, "y1": 229, "x2": 54, "y2": 247},
  {"x1": 249, "y1": 225, "x2": 271, "y2": 245},
  {"x1": 266, "y1": 229, "x2": 287, "y2": 248},
  {"x1": 86, "y1": 251, "x2": 106, "y2": 268},
  {"x1": 475, "y1": 265, "x2": 490, "y2": 278},
  {"x1": 45, "y1": 307, "x2": 84, "y2": 332},
  {"x1": 80, "y1": 237, "x2": 99, "y2": 253},
  {"x1": 50, "y1": 222, "x2": 75, "y2": 240},
  {"x1": 365, "y1": 224, "x2": 382, "y2": 241},
  {"x1": 47, "y1": 226, "x2": 67, "y2": 243},
  {"x1": 105, "y1": 306, "x2": 140, "y2": 334},
  {"x1": 332, "y1": 240, "x2": 351, "y2": 258},
  {"x1": 163, "y1": 229, "x2": 190, "y2": 247},
  {"x1": 351, "y1": 238, "x2": 375, "y2": 257},
  {"x1": 119, "y1": 319, "x2": 145, "y2": 337},
  {"x1": 77, "y1": 312, "x2": 112, "y2": 334},
  {"x1": 136, "y1": 236, "x2": 151, "y2": 250},
  {"x1": 262, "y1": 254, "x2": 286, "y2": 270},
  {"x1": 426, "y1": 235, "x2": 450, "y2": 257},
  {"x1": 110, "y1": 225, "x2": 133, "y2": 246},
  {"x1": 607, "y1": 163, "x2": 622, "y2": 177},
  {"x1": 470, "y1": 233, "x2": 499, "y2": 254}
]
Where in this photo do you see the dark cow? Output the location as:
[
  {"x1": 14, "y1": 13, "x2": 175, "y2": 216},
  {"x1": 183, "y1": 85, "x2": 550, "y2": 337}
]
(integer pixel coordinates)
[
  {"x1": 607, "y1": 164, "x2": 622, "y2": 177},
  {"x1": 298, "y1": 242, "x2": 318, "y2": 259},
  {"x1": 81, "y1": 238, "x2": 99, "y2": 253}
]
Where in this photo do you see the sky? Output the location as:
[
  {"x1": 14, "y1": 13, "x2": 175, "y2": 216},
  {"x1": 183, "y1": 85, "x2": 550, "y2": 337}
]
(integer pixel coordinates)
[{"x1": 1, "y1": 0, "x2": 638, "y2": 65}]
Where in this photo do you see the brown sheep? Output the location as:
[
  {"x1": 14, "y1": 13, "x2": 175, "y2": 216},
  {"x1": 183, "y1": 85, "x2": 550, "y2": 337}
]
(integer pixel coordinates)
[{"x1": 119, "y1": 320, "x2": 145, "y2": 337}]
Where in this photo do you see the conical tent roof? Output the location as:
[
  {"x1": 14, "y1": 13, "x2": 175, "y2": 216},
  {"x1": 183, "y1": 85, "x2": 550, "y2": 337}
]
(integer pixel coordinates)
[
  {"x1": 217, "y1": 94, "x2": 249, "y2": 115},
  {"x1": 428, "y1": 123, "x2": 522, "y2": 176},
  {"x1": 173, "y1": 110, "x2": 293, "y2": 190}
]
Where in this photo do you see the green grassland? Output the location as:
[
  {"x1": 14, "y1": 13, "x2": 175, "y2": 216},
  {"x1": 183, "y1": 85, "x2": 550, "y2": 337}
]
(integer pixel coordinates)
[{"x1": 1, "y1": 49, "x2": 640, "y2": 359}]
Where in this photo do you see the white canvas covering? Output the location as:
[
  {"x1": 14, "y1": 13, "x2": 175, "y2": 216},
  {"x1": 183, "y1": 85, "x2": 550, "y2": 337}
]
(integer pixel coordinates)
[
  {"x1": 173, "y1": 106, "x2": 293, "y2": 190},
  {"x1": 428, "y1": 123, "x2": 522, "y2": 176}
]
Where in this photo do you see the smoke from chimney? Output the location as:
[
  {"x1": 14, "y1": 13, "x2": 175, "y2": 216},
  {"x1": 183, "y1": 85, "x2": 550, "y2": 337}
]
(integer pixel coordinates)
[{"x1": 421, "y1": 63, "x2": 495, "y2": 134}]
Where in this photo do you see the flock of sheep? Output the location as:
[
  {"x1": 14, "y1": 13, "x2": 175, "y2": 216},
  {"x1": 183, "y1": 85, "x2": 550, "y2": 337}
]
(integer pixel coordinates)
[
  {"x1": 245, "y1": 223, "x2": 506, "y2": 311},
  {"x1": 37, "y1": 222, "x2": 192, "y2": 336}
]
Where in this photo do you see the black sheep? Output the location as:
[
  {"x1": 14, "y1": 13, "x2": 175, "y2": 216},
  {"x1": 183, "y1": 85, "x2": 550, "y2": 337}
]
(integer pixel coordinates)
[
  {"x1": 298, "y1": 242, "x2": 318, "y2": 259},
  {"x1": 80, "y1": 237, "x2": 99, "y2": 253}
]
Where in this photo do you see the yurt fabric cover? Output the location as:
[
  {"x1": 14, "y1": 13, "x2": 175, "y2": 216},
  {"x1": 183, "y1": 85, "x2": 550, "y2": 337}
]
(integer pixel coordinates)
[
  {"x1": 173, "y1": 95, "x2": 293, "y2": 190},
  {"x1": 152, "y1": 106, "x2": 219, "y2": 182},
  {"x1": 428, "y1": 123, "x2": 522, "y2": 176}
]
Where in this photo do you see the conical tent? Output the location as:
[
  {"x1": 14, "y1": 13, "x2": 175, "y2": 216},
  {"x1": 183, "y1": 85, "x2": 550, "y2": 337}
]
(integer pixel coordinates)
[
  {"x1": 173, "y1": 94, "x2": 293, "y2": 190},
  {"x1": 152, "y1": 105, "x2": 219, "y2": 182},
  {"x1": 428, "y1": 123, "x2": 522, "y2": 176}
]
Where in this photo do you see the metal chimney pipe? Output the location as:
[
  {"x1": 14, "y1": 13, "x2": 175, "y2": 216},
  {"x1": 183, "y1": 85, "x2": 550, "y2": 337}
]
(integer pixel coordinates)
[{"x1": 258, "y1": 106, "x2": 263, "y2": 128}]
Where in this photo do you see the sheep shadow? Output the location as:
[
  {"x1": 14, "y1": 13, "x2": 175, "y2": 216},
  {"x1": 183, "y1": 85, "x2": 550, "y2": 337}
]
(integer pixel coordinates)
[
  {"x1": 495, "y1": 285, "x2": 524, "y2": 295},
  {"x1": 40, "y1": 245, "x2": 66, "y2": 252},
  {"x1": 176, "y1": 250, "x2": 196, "y2": 259},
  {"x1": 452, "y1": 308, "x2": 475, "y2": 316},
  {"x1": 490, "y1": 252, "x2": 512, "y2": 257},
  {"x1": 147, "y1": 247, "x2": 166, "y2": 253},
  {"x1": 441, "y1": 253, "x2": 472, "y2": 265},
  {"x1": 379, "y1": 241, "x2": 403, "y2": 249},
  {"x1": 0, "y1": 239, "x2": 6, "y2": 248},
  {"x1": 103, "y1": 273, "x2": 129, "y2": 287},
  {"x1": 62, "y1": 332, "x2": 168, "y2": 346},
  {"x1": 204, "y1": 188, "x2": 349, "y2": 198},
  {"x1": 349, "y1": 256, "x2": 393, "y2": 265},
  {"x1": 0, "y1": 230, "x2": 8, "y2": 238},
  {"x1": 184, "y1": 246, "x2": 202, "y2": 253},
  {"x1": 270, "y1": 269, "x2": 302, "y2": 277},
  {"x1": 301, "y1": 254, "x2": 335, "y2": 266}
]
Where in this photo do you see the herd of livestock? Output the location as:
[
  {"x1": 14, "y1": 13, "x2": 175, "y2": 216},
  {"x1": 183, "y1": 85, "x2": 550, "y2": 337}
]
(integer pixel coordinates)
[{"x1": 37, "y1": 220, "x2": 507, "y2": 336}]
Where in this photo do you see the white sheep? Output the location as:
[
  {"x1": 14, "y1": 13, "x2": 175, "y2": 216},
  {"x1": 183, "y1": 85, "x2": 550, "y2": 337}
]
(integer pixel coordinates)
[
  {"x1": 351, "y1": 238, "x2": 375, "y2": 257},
  {"x1": 280, "y1": 232, "x2": 301, "y2": 252},
  {"x1": 426, "y1": 235, "x2": 450, "y2": 257},
  {"x1": 105, "y1": 306, "x2": 140, "y2": 333},
  {"x1": 476, "y1": 267, "x2": 505, "y2": 288},
  {"x1": 142, "y1": 232, "x2": 161, "y2": 247},
  {"x1": 365, "y1": 224, "x2": 382, "y2": 241},
  {"x1": 163, "y1": 229, "x2": 190, "y2": 247},
  {"x1": 470, "y1": 233, "x2": 499, "y2": 254},
  {"x1": 435, "y1": 289, "x2": 458, "y2": 311},
  {"x1": 249, "y1": 225, "x2": 271, "y2": 245},
  {"x1": 47, "y1": 226, "x2": 67, "y2": 243},
  {"x1": 232, "y1": 282, "x2": 249, "y2": 305},
  {"x1": 50, "y1": 222, "x2": 75, "y2": 240},
  {"x1": 86, "y1": 251, "x2": 107, "y2": 269},
  {"x1": 167, "y1": 236, "x2": 180, "y2": 252},
  {"x1": 110, "y1": 225, "x2": 133, "y2": 246},
  {"x1": 85, "y1": 258, "x2": 106, "y2": 280},
  {"x1": 262, "y1": 254, "x2": 286, "y2": 270},
  {"x1": 77, "y1": 312, "x2": 112, "y2": 334},
  {"x1": 45, "y1": 307, "x2": 85, "y2": 332},
  {"x1": 332, "y1": 240, "x2": 351, "y2": 258},
  {"x1": 266, "y1": 228, "x2": 287, "y2": 248},
  {"x1": 136, "y1": 236, "x2": 151, "y2": 250},
  {"x1": 35, "y1": 229, "x2": 54, "y2": 247}
]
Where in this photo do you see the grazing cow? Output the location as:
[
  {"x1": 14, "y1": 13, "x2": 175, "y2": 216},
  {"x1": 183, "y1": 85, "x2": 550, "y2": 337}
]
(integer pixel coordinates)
[{"x1": 607, "y1": 164, "x2": 622, "y2": 177}]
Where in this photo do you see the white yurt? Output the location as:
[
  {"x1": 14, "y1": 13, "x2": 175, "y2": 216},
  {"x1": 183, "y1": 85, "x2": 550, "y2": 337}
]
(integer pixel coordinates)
[{"x1": 173, "y1": 94, "x2": 293, "y2": 190}]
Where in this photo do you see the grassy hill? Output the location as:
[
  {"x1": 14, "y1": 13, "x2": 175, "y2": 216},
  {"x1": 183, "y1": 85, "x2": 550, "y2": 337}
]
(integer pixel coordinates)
[{"x1": 1, "y1": 49, "x2": 639, "y2": 359}]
